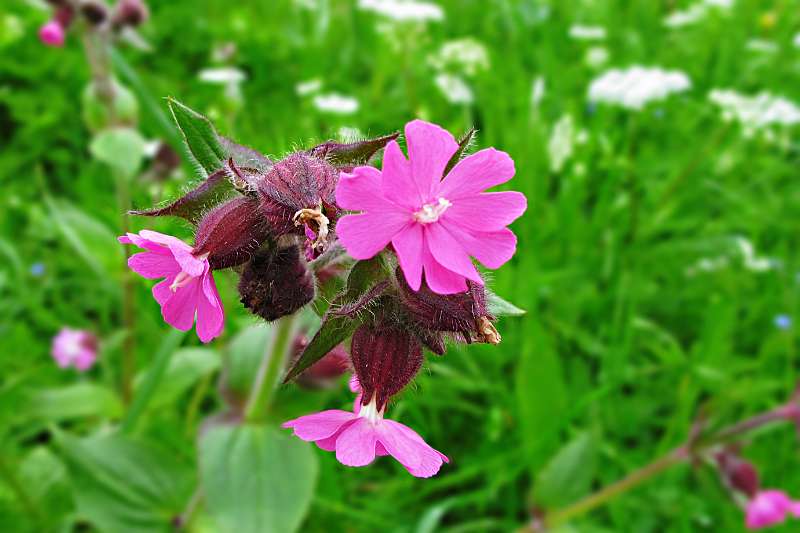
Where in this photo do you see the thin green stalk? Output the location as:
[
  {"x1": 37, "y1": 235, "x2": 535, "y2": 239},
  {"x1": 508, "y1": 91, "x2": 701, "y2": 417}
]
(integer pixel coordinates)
[
  {"x1": 121, "y1": 329, "x2": 186, "y2": 433},
  {"x1": 115, "y1": 168, "x2": 136, "y2": 404},
  {"x1": 244, "y1": 316, "x2": 298, "y2": 423},
  {"x1": 0, "y1": 455, "x2": 45, "y2": 528}
]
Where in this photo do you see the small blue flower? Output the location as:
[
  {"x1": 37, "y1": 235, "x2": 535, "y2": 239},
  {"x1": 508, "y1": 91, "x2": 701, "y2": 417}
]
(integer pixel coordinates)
[
  {"x1": 774, "y1": 314, "x2": 792, "y2": 330},
  {"x1": 30, "y1": 262, "x2": 45, "y2": 277}
]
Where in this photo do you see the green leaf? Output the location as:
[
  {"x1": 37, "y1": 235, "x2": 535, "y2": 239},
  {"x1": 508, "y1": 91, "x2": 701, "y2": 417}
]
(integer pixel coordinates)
[
  {"x1": 55, "y1": 431, "x2": 193, "y2": 533},
  {"x1": 283, "y1": 256, "x2": 388, "y2": 382},
  {"x1": 487, "y1": 289, "x2": 526, "y2": 316},
  {"x1": 534, "y1": 431, "x2": 597, "y2": 508},
  {"x1": 134, "y1": 347, "x2": 220, "y2": 409},
  {"x1": 89, "y1": 127, "x2": 146, "y2": 179},
  {"x1": 129, "y1": 169, "x2": 235, "y2": 224},
  {"x1": 199, "y1": 424, "x2": 318, "y2": 533},
  {"x1": 443, "y1": 127, "x2": 476, "y2": 177},
  {"x1": 224, "y1": 324, "x2": 274, "y2": 401},
  {"x1": 167, "y1": 98, "x2": 227, "y2": 176},
  {"x1": 24, "y1": 383, "x2": 122, "y2": 422},
  {"x1": 307, "y1": 132, "x2": 399, "y2": 167}
]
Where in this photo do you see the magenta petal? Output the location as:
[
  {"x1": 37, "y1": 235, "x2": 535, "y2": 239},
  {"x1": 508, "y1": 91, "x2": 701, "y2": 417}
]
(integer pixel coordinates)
[
  {"x1": 73, "y1": 350, "x2": 97, "y2": 372},
  {"x1": 128, "y1": 251, "x2": 180, "y2": 279},
  {"x1": 119, "y1": 232, "x2": 170, "y2": 254},
  {"x1": 337, "y1": 166, "x2": 395, "y2": 212},
  {"x1": 746, "y1": 491, "x2": 793, "y2": 529},
  {"x1": 335, "y1": 418, "x2": 378, "y2": 467},
  {"x1": 161, "y1": 277, "x2": 201, "y2": 331},
  {"x1": 436, "y1": 148, "x2": 516, "y2": 199},
  {"x1": 195, "y1": 272, "x2": 224, "y2": 343},
  {"x1": 381, "y1": 140, "x2": 420, "y2": 209},
  {"x1": 376, "y1": 442, "x2": 389, "y2": 456},
  {"x1": 282, "y1": 410, "x2": 357, "y2": 441},
  {"x1": 152, "y1": 277, "x2": 173, "y2": 306},
  {"x1": 378, "y1": 420, "x2": 447, "y2": 478},
  {"x1": 405, "y1": 120, "x2": 458, "y2": 201},
  {"x1": 392, "y1": 224, "x2": 424, "y2": 291},
  {"x1": 336, "y1": 213, "x2": 410, "y2": 260},
  {"x1": 421, "y1": 240, "x2": 468, "y2": 294},
  {"x1": 425, "y1": 224, "x2": 482, "y2": 284},
  {"x1": 441, "y1": 222, "x2": 517, "y2": 270},
  {"x1": 444, "y1": 191, "x2": 527, "y2": 232}
]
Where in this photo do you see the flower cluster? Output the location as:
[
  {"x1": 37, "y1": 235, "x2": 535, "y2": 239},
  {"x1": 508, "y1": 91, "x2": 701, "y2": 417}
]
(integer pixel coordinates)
[
  {"x1": 588, "y1": 66, "x2": 691, "y2": 110},
  {"x1": 51, "y1": 327, "x2": 98, "y2": 371},
  {"x1": 120, "y1": 104, "x2": 525, "y2": 477},
  {"x1": 38, "y1": 0, "x2": 149, "y2": 48}
]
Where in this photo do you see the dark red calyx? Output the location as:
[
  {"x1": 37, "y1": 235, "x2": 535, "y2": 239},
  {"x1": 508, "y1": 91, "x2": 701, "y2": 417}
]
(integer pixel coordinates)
[{"x1": 193, "y1": 196, "x2": 271, "y2": 270}]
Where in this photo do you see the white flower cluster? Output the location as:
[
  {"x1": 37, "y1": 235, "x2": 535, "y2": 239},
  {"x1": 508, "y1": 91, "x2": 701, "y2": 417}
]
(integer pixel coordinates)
[
  {"x1": 588, "y1": 66, "x2": 691, "y2": 110},
  {"x1": 686, "y1": 237, "x2": 779, "y2": 276},
  {"x1": 428, "y1": 38, "x2": 489, "y2": 76},
  {"x1": 709, "y1": 89, "x2": 800, "y2": 134},
  {"x1": 312, "y1": 93, "x2": 360, "y2": 115},
  {"x1": 434, "y1": 74, "x2": 474, "y2": 104},
  {"x1": 357, "y1": 0, "x2": 444, "y2": 23},
  {"x1": 664, "y1": 0, "x2": 732, "y2": 28},
  {"x1": 568, "y1": 24, "x2": 606, "y2": 41},
  {"x1": 547, "y1": 114, "x2": 588, "y2": 173}
]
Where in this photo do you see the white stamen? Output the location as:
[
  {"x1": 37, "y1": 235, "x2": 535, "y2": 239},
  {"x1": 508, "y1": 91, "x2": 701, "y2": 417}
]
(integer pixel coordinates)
[
  {"x1": 413, "y1": 197, "x2": 452, "y2": 224},
  {"x1": 358, "y1": 397, "x2": 384, "y2": 424}
]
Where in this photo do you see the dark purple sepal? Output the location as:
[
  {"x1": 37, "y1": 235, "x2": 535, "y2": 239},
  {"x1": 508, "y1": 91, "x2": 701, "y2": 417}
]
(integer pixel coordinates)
[{"x1": 193, "y1": 197, "x2": 272, "y2": 270}]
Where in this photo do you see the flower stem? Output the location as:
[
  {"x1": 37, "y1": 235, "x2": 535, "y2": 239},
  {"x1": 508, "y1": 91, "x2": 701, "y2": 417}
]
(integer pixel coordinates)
[{"x1": 243, "y1": 315, "x2": 298, "y2": 423}]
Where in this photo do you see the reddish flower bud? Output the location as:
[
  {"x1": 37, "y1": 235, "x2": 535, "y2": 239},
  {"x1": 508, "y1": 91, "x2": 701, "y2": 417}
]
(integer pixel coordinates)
[
  {"x1": 350, "y1": 323, "x2": 423, "y2": 410},
  {"x1": 80, "y1": 1, "x2": 108, "y2": 25},
  {"x1": 258, "y1": 153, "x2": 339, "y2": 250},
  {"x1": 193, "y1": 197, "x2": 271, "y2": 270},
  {"x1": 716, "y1": 450, "x2": 760, "y2": 498},
  {"x1": 292, "y1": 335, "x2": 351, "y2": 388},
  {"x1": 396, "y1": 267, "x2": 499, "y2": 344},
  {"x1": 238, "y1": 245, "x2": 315, "y2": 322},
  {"x1": 111, "y1": 0, "x2": 149, "y2": 28}
]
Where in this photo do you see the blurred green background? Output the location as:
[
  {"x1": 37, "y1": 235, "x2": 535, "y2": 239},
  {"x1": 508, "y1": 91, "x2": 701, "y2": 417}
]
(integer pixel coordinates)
[{"x1": 2, "y1": 0, "x2": 800, "y2": 531}]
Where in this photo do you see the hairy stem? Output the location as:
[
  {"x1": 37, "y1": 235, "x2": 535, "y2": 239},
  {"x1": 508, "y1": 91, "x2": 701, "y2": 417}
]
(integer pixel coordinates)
[{"x1": 244, "y1": 315, "x2": 298, "y2": 423}]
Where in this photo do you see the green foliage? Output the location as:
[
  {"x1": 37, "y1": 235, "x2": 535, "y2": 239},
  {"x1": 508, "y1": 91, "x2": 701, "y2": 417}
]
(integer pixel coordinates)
[{"x1": 167, "y1": 98, "x2": 227, "y2": 177}]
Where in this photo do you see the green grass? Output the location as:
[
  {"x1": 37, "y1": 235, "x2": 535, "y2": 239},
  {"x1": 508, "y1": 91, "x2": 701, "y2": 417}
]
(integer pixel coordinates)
[{"x1": 1, "y1": 0, "x2": 800, "y2": 531}]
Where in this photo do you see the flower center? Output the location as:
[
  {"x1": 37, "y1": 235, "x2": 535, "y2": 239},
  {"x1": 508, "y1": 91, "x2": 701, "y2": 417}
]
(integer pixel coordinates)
[
  {"x1": 358, "y1": 397, "x2": 384, "y2": 424},
  {"x1": 169, "y1": 271, "x2": 194, "y2": 292},
  {"x1": 413, "y1": 197, "x2": 452, "y2": 224},
  {"x1": 293, "y1": 206, "x2": 330, "y2": 251}
]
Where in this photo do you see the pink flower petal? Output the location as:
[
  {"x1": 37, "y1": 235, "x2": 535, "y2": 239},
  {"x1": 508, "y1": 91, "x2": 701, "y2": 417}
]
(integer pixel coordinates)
[
  {"x1": 282, "y1": 410, "x2": 357, "y2": 441},
  {"x1": 337, "y1": 166, "x2": 396, "y2": 212},
  {"x1": 392, "y1": 224, "x2": 424, "y2": 291},
  {"x1": 441, "y1": 222, "x2": 517, "y2": 270},
  {"x1": 376, "y1": 442, "x2": 389, "y2": 456},
  {"x1": 335, "y1": 213, "x2": 410, "y2": 260},
  {"x1": 152, "y1": 277, "x2": 173, "y2": 306},
  {"x1": 380, "y1": 140, "x2": 419, "y2": 209},
  {"x1": 746, "y1": 490, "x2": 793, "y2": 529},
  {"x1": 378, "y1": 419, "x2": 447, "y2": 478},
  {"x1": 119, "y1": 233, "x2": 170, "y2": 254},
  {"x1": 405, "y1": 120, "x2": 459, "y2": 201},
  {"x1": 161, "y1": 277, "x2": 201, "y2": 331},
  {"x1": 73, "y1": 350, "x2": 97, "y2": 372},
  {"x1": 444, "y1": 191, "x2": 527, "y2": 232},
  {"x1": 421, "y1": 240, "x2": 468, "y2": 294},
  {"x1": 39, "y1": 20, "x2": 65, "y2": 47},
  {"x1": 335, "y1": 418, "x2": 378, "y2": 467},
  {"x1": 424, "y1": 223, "x2": 482, "y2": 285},
  {"x1": 195, "y1": 271, "x2": 224, "y2": 343},
  {"x1": 436, "y1": 148, "x2": 516, "y2": 199},
  {"x1": 127, "y1": 251, "x2": 180, "y2": 279}
]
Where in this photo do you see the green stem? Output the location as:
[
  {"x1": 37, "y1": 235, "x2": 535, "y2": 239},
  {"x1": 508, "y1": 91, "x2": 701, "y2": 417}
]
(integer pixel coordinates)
[
  {"x1": 121, "y1": 329, "x2": 186, "y2": 433},
  {"x1": 244, "y1": 316, "x2": 298, "y2": 423},
  {"x1": 0, "y1": 455, "x2": 44, "y2": 528},
  {"x1": 115, "y1": 168, "x2": 136, "y2": 405}
]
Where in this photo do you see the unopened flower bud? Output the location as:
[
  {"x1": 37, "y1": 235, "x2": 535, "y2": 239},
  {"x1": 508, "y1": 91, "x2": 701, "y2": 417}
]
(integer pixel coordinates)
[
  {"x1": 39, "y1": 20, "x2": 66, "y2": 47},
  {"x1": 716, "y1": 450, "x2": 760, "y2": 498},
  {"x1": 350, "y1": 323, "x2": 423, "y2": 410},
  {"x1": 238, "y1": 245, "x2": 315, "y2": 322},
  {"x1": 193, "y1": 197, "x2": 271, "y2": 270},
  {"x1": 112, "y1": 0, "x2": 149, "y2": 28},
  {"x1": 80, "y1": 0, "x2": 108, "y2": 25}
]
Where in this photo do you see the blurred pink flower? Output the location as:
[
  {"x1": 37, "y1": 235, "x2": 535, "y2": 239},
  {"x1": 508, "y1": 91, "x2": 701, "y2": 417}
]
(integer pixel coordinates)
[
  {"x1": 51, "y1": 328, "x2": 97, "y2": 371},
  {"x1": 745, "y1": 490, "x2": 800, "y2": 529},
  {"x1": 38, "y1": 20, "x2": 65, "y2": 47},
  {"x1": 119, "y1": 230, "x2": 223, "y2": 343},
  {"x1": 283, "y1": 393, "x2": 448, "y2": 478},
  {"x1": 335, "y1": 119, "x2": 526, "y2": 294}
]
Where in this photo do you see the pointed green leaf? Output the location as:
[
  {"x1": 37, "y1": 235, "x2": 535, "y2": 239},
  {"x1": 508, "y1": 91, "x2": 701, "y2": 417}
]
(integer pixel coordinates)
[
  {"x1": 487, "y1": 289, "x2": 526, "y2": 316},
  {"x1": 24, "y1": 383, "x2": 122, "y2": 422},
  {"x1": 167, "y1": 98, "x2": 227, "y2": 176},
  {"x1": 200, "y1": 425, "x2": 317, "y2": 533},
  {"x1": 308, "y1": 132, "x2": 399, "y2": 167},
  {"x1": 534, "y1": 432, "x2": 597, "y2": 508}
]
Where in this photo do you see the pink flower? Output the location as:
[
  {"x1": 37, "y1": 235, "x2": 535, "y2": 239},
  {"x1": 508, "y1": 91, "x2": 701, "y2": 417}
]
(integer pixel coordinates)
[
  {"x1": 51, "y1": 328, "x2": 97, "y2": 371},
  {"x1": 119, "y1": 230, "x2": 223, "y2": 343},
  {"x1": 335, "y1": 119, "x2": 526, "y2": 294},
  {"x1": 746, "y1": 490, "x2": 800, "y2": 529},
  {"x1": 283, "y1": 392, "x2": 449, "y2": 478},
  {"x1": 38, "y1": 20, "x2": 65, "y2": 47}
]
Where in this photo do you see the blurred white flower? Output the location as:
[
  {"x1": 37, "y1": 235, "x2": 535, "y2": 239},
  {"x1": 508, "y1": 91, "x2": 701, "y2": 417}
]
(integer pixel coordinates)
[
  {"x1": 428, "y1": 38, "x2": 489, "y2": 76},
  {"x1": 296, "y1": 78, "x2": 323, "y2": 96},
  {"x1": 745, "y1": 39, "x2": 778, "y2": 54},
  {"x1": 588, "y1": 66, "x2": 691, "y2": 110},
  {"x1": 338, "y1": 126, "x2": 364, "y2": 141},
  {"x1": 312, "y1": 93, "x2": 360, "y2": 114},
  {"x1": 568, "y1": 24, "x2": 606, "y2": 41},
  {"x1": 531, "y1": 76, "x2": 546, "y2": 109},
  {"x1": 794, "y1": 33, "x2": 800, "y2": 48},
  {"x1": 584, "y1": 46, "x2": 609, "y2": 68},
  {"x1": 198, "y1": 67, "x2": 246, "y2": 85},
  {"x1": 548, "y1": 115, "x2": 575, "y2": 172},
  {"x1": 434, "y1": 73, "x2": 473, "y2": 104},
  {"x1": 709, "y1": 89, "x2": 800, "y2": 135},
  {"x1": 735, "y1": 237, "x2": 780, "y2": 272},
  {"x1": 664, "y1": 0, "x2": 732, "y2": 28},
  {"x1": 358, "y1": 0, "x2": 444, "y2": 22}
]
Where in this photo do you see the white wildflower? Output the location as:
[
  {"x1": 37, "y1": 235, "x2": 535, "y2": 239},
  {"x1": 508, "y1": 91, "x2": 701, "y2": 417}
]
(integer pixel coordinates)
[
  {"x1": 296, "y1": 78, "x2": 323, "y2": 96},
  {"x1": 709, "y1": 89, "x2": 800, "y2": 134},
  {"x1": 531, "y1": 76, "x2": 546, "y2": 108},
  {"x1": 547, "y1": 115, "x2": 575, "y2": 172},
  {"x1": 357, "y1": 0, "x2": 444, "y2": 23},
  {"x1": 568, "y1": 24, "x2": 606, "y2": 41},
  {"x1": 198, "y1": 67, "x2": 246, "y2": 85},
  {"x1": 794, "y1": 33, "x2": 800, "y2": 48},
  {"x1": 664, "y1": 0, "x2": 732, "y2": 28},
  {"x1": 585, "y1": 46, "x2": 609, "y2": 68},
  {"x1": 434, "y1": 73, "x2": 473, "y2": 104},
  {"x1": 338, "y1": 126, "x2": 364, "y2": 141},
  {"x1": 312, "y1": 93, "x2": 359, "y2": 114},
  {"x1": 428, "y1": 38, "x2": 489, "y2": 76},
  {"x1": 588, "y1": 66, "x2": 691, "y2": 110},
  {"x1": 736, "y1": 237, "x2": 780, "y2": 272}
]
